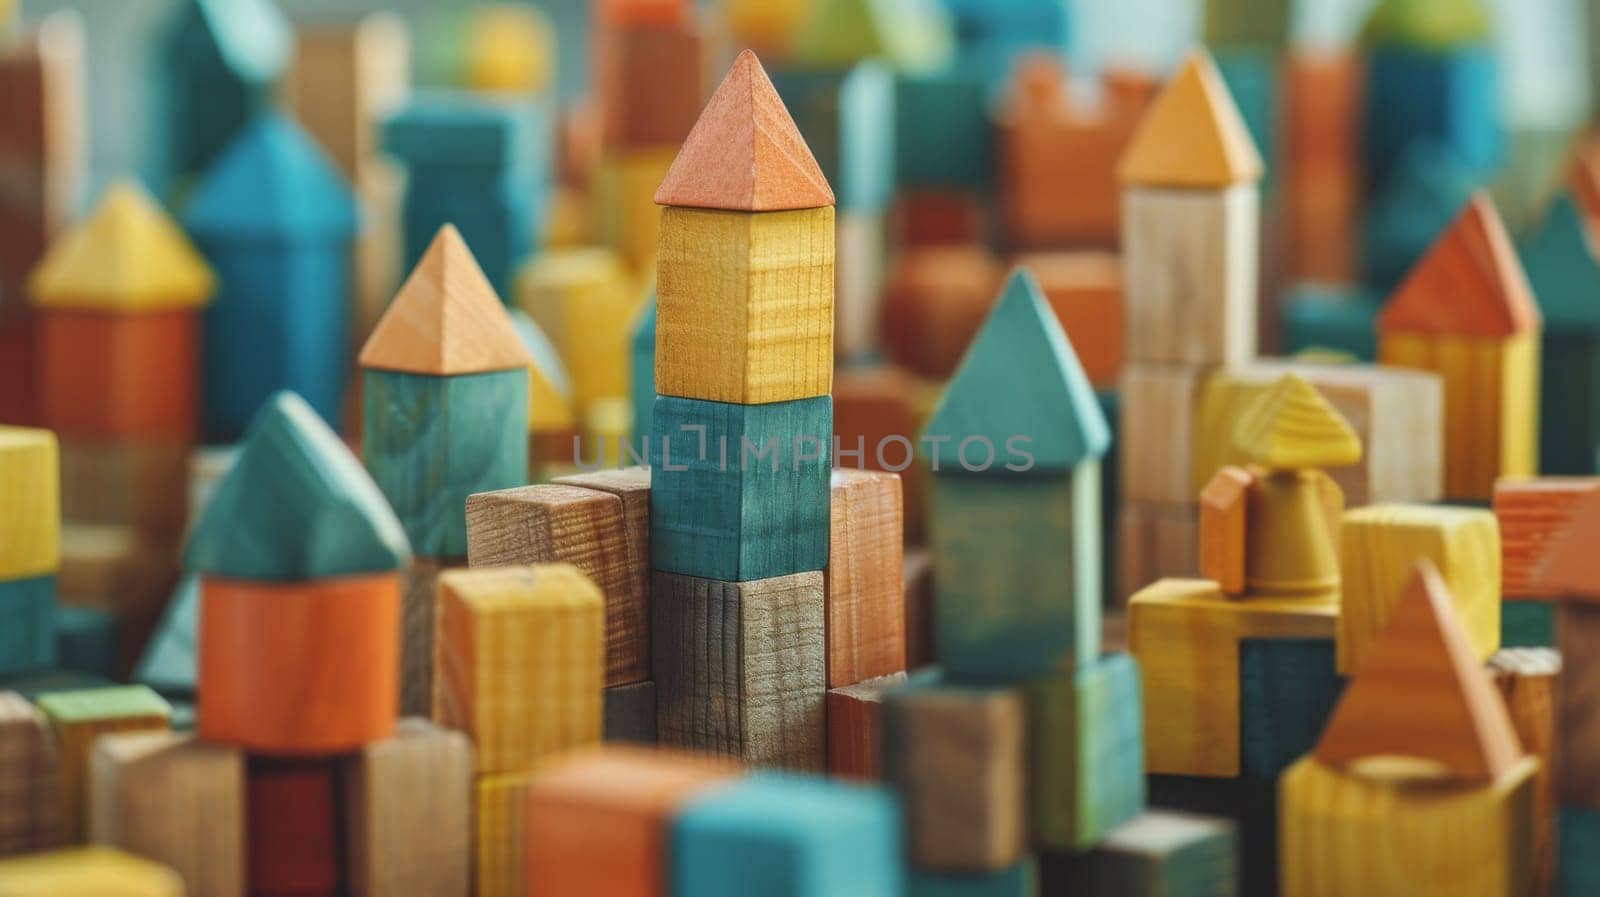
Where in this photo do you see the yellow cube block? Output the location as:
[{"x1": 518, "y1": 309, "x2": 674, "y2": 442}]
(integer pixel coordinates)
[
  {"x1": 0, "y1": 846, "x2": 184, "y2": 896},
  {"x1": 1280, "y1": 755, "x2": 1538, "y2": 897},
  {"x1": 597, "y1": 148, "x2": 675, "y2": 273},
  {"x1": 1338, "y1": 504, "x2": 1500, "y2": 675},
  {"x1": 475, "y1": 769, "x2": 537, "y2": 897},
  {"x1": 516, "y1": 248, "x2": 641, "y2": 417},
  {"x1": 656, "y1": 206, "x2": 834, "y2": 404},
  {"x1": 434, "y1": 564, "x2": 603, "y2": 773},
  {"x1": 0, "y1": 427, "x2": 60, "y2": 579}
]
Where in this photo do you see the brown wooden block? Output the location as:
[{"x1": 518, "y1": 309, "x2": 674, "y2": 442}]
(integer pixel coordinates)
[
  {"x1": 1494, "y1": 478, "x2": 1598, "y2": 599},
  {"x1": 1559, "y1": 604, "x2": 1600, "y2": 808},
  {"x1": 826, "y1": 469, "x2": 905, "y2": 688},
  {"x1": 248, "y1": 757, "x2": 341, "y2": 897},
  {"x1": 603, "y1": 680, "x2": 658, "y2": 745},
  {"x1": 58, "y1": 437, "x2": 189, "y2": 538},
  {"x1": 285, "y1": 15, "x2": 410, "y2": 182},
  {"x1": 466, "y1": 483, "x2": 648, "y2": 686},
  {"x1": 1116, "y1": 501, "x2": 1199, "y2": 604},
  {"x1": 0, "y1": 691, "x2": 63, "y2": 855},
  {"x1": 1119, "y1": 364, "x2": 1204, "y2": 505},
  {"x1": 903, "y1": 548, "x2": 935, "y2": 667},
  {"x1": 827, "y1": 672, "x2": 906, "y2": 781},
  {"x1": 88, "y1": 731, "x2": 244, "y2": 897},
  {"x1": 1489, "y1": 648, "x2": 1560, "y2": 896},
  {"x1": 596, "y1": 20, "x2": 704, "y2": 150},
  {"x1": 399, "y1": 556, "x2": 459, "y2": 718},
  {"x1": 552, "y1": 466, "x2": 651, "y2": 627},
  {"x1": 834, "y1": 365, "x2": 922, "y2": 541},
  {"x1": 881, "y1": 245, "x2": 1003, "y2": 378},
  {"x1": 653, "y1": 570, "x2": 825, "y2": 770},
  {"x1": 342, "y1": 718, "x2": 473, "y2": 897}
]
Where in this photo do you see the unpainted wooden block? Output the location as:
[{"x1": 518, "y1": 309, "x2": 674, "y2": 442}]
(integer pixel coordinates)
[
  {"x1": 826, "y1": 468, "x2": 905, "y2": 688},
  {"x1": 1030, "y1": 653, "x2": 1145, "y2": 849},
  {"x1": 342, "y1": 718, "x2": 473, "y2": 897},
  {"x1": 0, "y1": 691, "x2": 63, "y2": 855},
  {"x1": 285, "y1": 15, "x2": 411, "y2": 182},
  {"x1": 603, "y1": 680, "x2": 658, "y2": 745},
  {"x1": 36, "y1": 685, "x2": 170, "y2": 841},
  {"x1": 1489, "y1": 648, "x2": 1560, "y2": 896},
  {"x1": 826, "y1": 672, "x2": 906, "y2": 782},
  {"x1": 836, "y1": 209, "x2": 885, "y2": 359},
  {"x1": 1115, "y1": 501, "x2": 1200, "y2": 603},
  {"x1": 1120, "y1": 364, "x2": 1204, "y2": 505}
]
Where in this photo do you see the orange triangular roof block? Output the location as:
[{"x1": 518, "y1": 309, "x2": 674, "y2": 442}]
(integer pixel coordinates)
[
  {"x1": 29, "y1": 180, "x2": 214, "y2": 312},
  {"x1": 358, "y1": 225, "x2": 533, "y2": 375},
  {"x1": 1314, "y1": 561, "x2": 1522, "y2": 782},
  {"x1": 653, "y1": 50, "x2": 834, "y2": 211},
  {"x1": 1536, "y1": 485, "x2": 1600, "y2": 600},
  {"x1": 1116, "y1": 51, "x2": 1263, "y2": 188},
  {"x1": 1378, "y1": 193, "x2": 1541, "y2": 337}
]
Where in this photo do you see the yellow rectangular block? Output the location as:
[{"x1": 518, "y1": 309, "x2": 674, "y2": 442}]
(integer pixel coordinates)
[
  {"x1": 475, "y1": 770, "x2": 536, "y2": 897},
  {"x1": 656, "y1": 206, "x2": 834, "y2": 404},
  {"x1": 1280, "y1": 755, "x2": 1537, "y2": 897},
  {"x1": 1378, "y1": 331, "x2": 1538, "y2": 501},
  {"x1": 0, "y1": 426, "x2": 60, "y2": 579},
  {"x1": 597, "y1": 147, "x2": 674, "y2": 273},
  {"x1": 1338, "y1": 504, "x2": 1500, "y2": 675},
  {"x1": 1128, "y1": 578, "x2": 1337, "y2": 777},
  {"x1": 0, "y1": 846, "x2": 184, "y2": 896},
  {"x1": 434, "y1": 564, "x2": 603, "y2": 774},
  {"x1": 516, "y1": 247, "x2": 640, "y2": 415}
]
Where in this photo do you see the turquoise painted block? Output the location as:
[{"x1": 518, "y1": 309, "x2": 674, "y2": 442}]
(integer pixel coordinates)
[
  {"x1": 0, "y1": 670, "x2": 113, "y2": 702},
  {"x1": 930, "y1": 466, "x2": 1100, "y2": 680},
  {"x1": 895, "y1": 71, "x2": 993, "y2": 191},
  {"x1": 1521, "y1": 194, "x2": 1600, "y2": 474},
  {"x1": 401, "y1": 178, "x2": 541, "y2": 302},
  {"x1": 772, "y1": 62, "x2": 895, "y2": 211},
  {"x1": 1239, "y1": 638, "x2": 1345, "y2": 779},
  {"x1": 941, "y1": 0, "x2": 1070, "y2": 85},
  {"x1": 1031, "y1": 652, "x2": 1144, "y2": 849},
  {"x1": 54, "y1": 605, "x2": 117, "y2": 680},
  {"x1": 1213, "y1": 49, "x2": 1277, "y2": 190},
  {"x1": 1364, "y1": 44, "x2": 1503, "y2": 190},
  {"x1": 650, "y1": 395, "x2": 831, "y2": 582},
  {"x1": 382, "y1": 89, "x2": 551, "y2": 173},
  {"x1": 135, "y1": 575, "x2": 199, "y2": 697},
  {"x1": 1361, "y1": 140, "x2": 1480, "y2": 289},
  {"x1": 1502, "y1": 599, "x2": 1555, "y2": 648},
  {"x1": 186, "y1": 391, "x2": 412, "y2": 579},
  {"x1": 1281, "y1": 286, "x2": 1383, "y2": 361},
  {"x1": 0, "y1": 575, "x2": 55, "y2": 676},
  {"x1": 910, "y1": 860, "x2": 1036, "y2": 897},
  {"x1": 631, "y1": 295, "x2": 656, "y2": 444},
  {"x1": 1562, "y1": 805, "x2": 1600, "y2": 896},
  {"x1": 673, "y1": 775, "x2": 903, "y2": 897},
  {"x1": 364, "y1": 369, "x2": 529, "y2": 558},
  {"x1": 1097, "y1": 389, "x2": 1119, "y2": 607}
]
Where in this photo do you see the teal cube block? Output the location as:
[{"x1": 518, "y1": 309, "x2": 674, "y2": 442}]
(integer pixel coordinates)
[
  {"x1": 364, "y1": 368, "x2": 529, "y2": 557},
  {"x1": 1502, "y1": 599, "x2": 1556, "y2": 648},
  {"x1": 772, "y1": 62, "x2": 895, "y2": 211},
  {"x1": 0, "y1": 575, "x2": 55, "y2": 676},
  {"x1": 650, "y1": 395, "x2": 831, "y2": 581},
  {"x1": 135, "y1": 575, "x2": 199, "y2": 697},
  {"x1": 895, "y1": 71, "x2": 993, "y2": 191},
  {"x1": 54, "y1": 605, "x2": 117, "y2": 680},
  {"x1": 1562, "y1": 804, "x2": 1600, "y2": 896},
  {"x1": 1238, "y1": 638, "x2": 1344, "y2": 779},
  {"x1": 1031, "y1": 652, "x2": 1145, "y2": 849},
  {"x1": 673, "y1": 775, "x2": 903, "y2": 897},
  {"x1": 910, "y1": 860, "x2": 1036, "y2": 897},
  {"x1": 1281, "y1": 286, "x2": 1382, "y2": 361}
]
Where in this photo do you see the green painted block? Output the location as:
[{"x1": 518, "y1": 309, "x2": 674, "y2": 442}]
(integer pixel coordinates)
[
  {"x1": 0, "y1": 575, "x2": 55, "y2": 676},
  {"x1": 632, "y1": 295, "x2": 656, "y2": 444},
  {"x1": 1040, "y1": 810, "x2": 1238, "y2": 897},
  {"x1": 923, "y1": 269, "x2": 1108, "y2": 474},
  {"x1": 135, "y1": 575, "x2": 199, "y2": 697},
  {"x1": 1503, "y1": 599, "x2": 1556, "y2": 648},
  {"x1": 1362, "y1": 0, "x2": 1491, "y2": 48},
  {"x1": 909, "y1": 860, "x2": 1036, "y2": 896},
  {"x1": 792, "y1": 0, "x2": 953, "y2": 73},
  {"x1": 1562, "y1": 804, "x2": 1600, "y2": 896},
  {"x1": 0, "y1": 670, "x2": 113, "y2": 702},
  {"x1": 364, "y1": 368, "x2": 529, "y2": 557},
  {"x1": 53, "y1": 605, "x2": 117, "y2": 680},
  {"x1": 1238, "y1": 638, "x2": 1344, "y2": 779},
  {"x1": 1030, "y1": 652, "x2": 1144, "y2": 849},
  {"x1": 1205, "y1": 0, "x2": 1289, "y2": 50},
  {"x1": 894, "y1": 71, "x2": 992, "y2": 191},
  {"x1": 186, "y1": 391, "x2": 412, "y2": 579},
  {"x1": 931, "y1": 466, "x2": 1101, "y2": 680},
  {"x1": 650, "y1": 395, "x2": 831, "y2": 582},
  {"x1": 772, "y1": 63, "x2": 896, "y2": 212},
  {"x1": 37, "y1": 684, "x2": 171, "y2": 725}
]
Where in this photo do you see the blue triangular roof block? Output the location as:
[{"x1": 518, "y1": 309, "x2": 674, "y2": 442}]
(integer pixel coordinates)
[
  {"x1": 1520, "y1": 191, "x2": 1600, "y2": 332},
  {"x1": 184, "y1": 391, "x2": 412, "y2": 579},
  {"x1": 922, "y1": 268, "x2": 1109, "y2": 473},
  {"x1": 184, "y1": 114, "x2": 360, "y2": 241}
]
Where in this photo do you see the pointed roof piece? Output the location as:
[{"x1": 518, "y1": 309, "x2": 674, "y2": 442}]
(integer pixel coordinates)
[
  {"x1": 1117, "y1": 51, "x2": 1263, "y2": 189},
  {"x1": 184, "y1": 113, "x2": 360, "y2": 241},
  {"x1": 29, "y1": 180, "x2": 214, "y2": 311},
  {"x1": 921, "y1": 267, "x2": 1109, "y2": 472},
  {"x1": 1232, "y1": 374, "x2": 1362, "y2": 470},
  {"x1": 1519, "y1": 192, "x2": 1600, "y2": 332},
  {"x1": 1536, "y1": 486, "x2": 1600, "y2": 600},
  {"x1": 653, "y1": 50, "x2": 834, "y2": 211},
  {"x1": 184, "y1": 391, "x2": 411, "y2": 579},
  {"x1": 1379, "y1": 193, "x2": 1541, "y2": 338},
  {"x1": 358, "y1": 225, "x2": 533, "y2": 375},
  {"x1": 1314, "y1": 561, "x2": 1522, "y2": 782}
]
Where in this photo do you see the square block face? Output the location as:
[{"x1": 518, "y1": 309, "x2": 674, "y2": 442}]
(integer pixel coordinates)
[
  {"x1": 0, "y1": 427, "x2": 59, "y2": 579},
  {"x1": 1030, "y1": 653, "x2": 1145, "y2": 849},
  {"x1": 650, "y1": 396, "x2": 831, "y2": 582},
  {"x1": 1238, "y1": 638, "x2": 1344, "y2": 780},
  {"x1": 0, "y1": 575, "x2": 55, "y2": 676},
  {"x1": 656, "y1": 207, "x2": 834, "y2": 405},
  {"x1": 38, "y1": 310, "x2": 200, "y2": 442}
]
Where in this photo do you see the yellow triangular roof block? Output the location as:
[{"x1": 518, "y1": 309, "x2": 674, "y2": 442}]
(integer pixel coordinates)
[
  {"x1": 359, "y1": 225, "x2": 533, "y2": 375},
  {"x1": 28, "y1": 181, "x2": 214, "y2": 311},
  {"x1": 1233, "y1": 373, "x2": 1362, "y2": 469},
  {"x1": 1117, "y1": 51, "x2": 1264, "y2": 189}
]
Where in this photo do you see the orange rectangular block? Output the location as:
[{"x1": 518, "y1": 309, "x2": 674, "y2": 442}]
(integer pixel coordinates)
[
  {"x1": 827, "y1": 469, "x2": 906, "y2": 688},
  {"x1": 596, "y1": 20, "x2": 703, "y2": 150},
  {"x1": 834, "y1": 365, "x2": 921, "y2": 540},
  {"x1": 37, "y1": 309, "x2": 199, "y2": 441},
  {"x1": 1015, "y1": 251, "x2": 1124, "y2": 388},
  {"x1": 827, "y1": 672, "x2": 906, "y2": 781},
  {"x1": 1199, "y1": 466, "x2": 1252, "y2": 596},
  {"x1": 1494, "y1": 477, "x2": 1599, "y2": 599}
]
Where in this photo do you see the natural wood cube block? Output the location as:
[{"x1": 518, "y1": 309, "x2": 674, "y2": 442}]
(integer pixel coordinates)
[
  {"x1": 342, "y1": 718, "x2": 473, "y2": 897},
  {"x1": 1120, "y1": 364, "x2": 1204, "y2": 505},
  {"x1": 36, "y1": 685, "x2": 170, "y2": 840},
  {"x1": 826, "y1": 672, "x2": 906, "y2": 781},
  {"x1": 1116, "y1": 501, "x2": 1200, "y2": 601},
  {"x1": 826, "y1": 468, "x2": 905, "y2": 688},
  {"x1": 0, "y1": 691, "x2": 63, "y2": 855}
]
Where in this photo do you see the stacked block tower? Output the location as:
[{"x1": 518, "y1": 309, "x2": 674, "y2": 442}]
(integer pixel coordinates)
[{"x1": 648, "y1": 50, "x2": 835, "y2": 769}]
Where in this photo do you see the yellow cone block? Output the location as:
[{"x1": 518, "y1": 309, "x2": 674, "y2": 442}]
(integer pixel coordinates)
[{"x1": 0, "y1": 846, "x2": 184, "y2": 896}]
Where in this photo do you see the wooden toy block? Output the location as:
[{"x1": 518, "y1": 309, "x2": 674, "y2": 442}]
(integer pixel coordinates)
[
  {"x1": 826, "y1": 469, "x2": 905, "y2": 688},
  {"x1": 834, "y1": 365, "x2": 922, "y2": 539},
  {"x1": 0, "y1": 846, "x2": 183, "y2": 895},
  {"x1": 826, "y1": 672, "x2": 905, "y2": 781},
  {"x1": 397, "y1": 557, "x2": 455, "y2": 717},
  {"x1": 247, "y1": 756, "x2": 341, "y2": 897},
  {"x1": 1363, "y1": 43, "x2": 1501, "y2": 193},
  {"x1": 466, "y1": 483, "x2": 648, "y2": 686},
  {"x1": 435, "y1": 565, "x2": 603, "y2": 773},
  {"x1": 132, "y1": 575, "x2": 195, "y2": 698},
  {"x1": 1378, "y1": 194, "x2": 1541, "y2": 500},
  {"x1": 524, "y1": 745, "x2": 738, "y2": 897},
  {"x1": 1116, "y1": 501, "x2": 1200, "y2": 601},
  {"x1": 904, "y1": 549, "x2": 934, "y2": 667},
  {"x1": 908, "y1": 861, "x2": 1036, "y2": 897},
  {"x1": 551, "y1": 463, "x2": 651, "y2": 561},
  {"x1": 630, "y1": 295, "x2": 656, "y2": 439},
  {"x1": 771, "y1": 63, "x2": 895, "y2": 213},
  {"x1": 1015, "y1": 252, "x2": 1124, "y2": 389},
  {"x1": 1119, "y1": 52, "x2": 1263, "y2": 191},
  {"x1": 53, "y1": 605, "x2": 115, "y2": 679},
  {"x1": 1199, "y1": 466, "x2": 1251, "y2": 595},
  {"x1": 516, "y1": 247, "x2": 639, "y2": 414},
  {"x1": 836, "y1": 208, "x2": 886, "y2": 360},
  {"x1": 603, "y1": 680, "x2": 658, "y2": 744},
  {"x1": 650, "y1": 395, "x2": 831, "y2": 582},
  {"x1": 653, "y1": 570, "x2": 825, "y2": 769},
  {"x1": 1518, "y1": 192, "x2": 1600, "y2": 476},
  {"x1": 88, "y1": 731, "x2": 243, "y2": 897},
  {"x1": 1489, "y1": 648, "x2": 1560, "y2": 896},
  {"x1": 0, "y1": 691, "x2": 63, "y2": 855},
  {"x1": 199, "y1": 572, "x2": 399, "y2": 754},
  {"x1": 1120, "y1": 364, "x2": 1205, "y2": 505},
  {"x1": 671, "y1": 775, "x2": 904, "y2": 897},
  {"x1": 36, "y1": 685, "x2": 169, "y2": 840},
  {"x1": 893, "y1": 70, "x2": 992, "y2": 192},
  {"x1": 1128, "y1": 579, "x2": 1337, "y2": 776},
  {"x1": 461, "y1": 4, "x2": 554, "y2": 94},
  {"x1": 477, "y1": 769, "x2": 537, "y2": 897},
  {"x1": 595, "y1": 146, "x2": 675, "y2": 272},
  {"x1": 882, "y1": 672, "x2": 1027, "y2": 871},
  {"x1": 1238, "y1": 638, "x2": 1344, "y2": 779},
  {"x1": 1031, "y1": 653, "x2": 1145, "y2": 849},
  {"x1": 1557, "y1": 604, "x2": 1600, "y2": 808},
  {"x1": 57, "y1": 438, "x2": 189, "y2": 539},
  {"x1": 184, "y1": 391, "x2": 411, "y2": 580},
  {"x1": 881, "y1": 244, "x2": 1003, "y2": 379},
  {"x1": 1041, "y1": 810, "x2": 1238, "y2": 897},
  {"x1": 0, "y1": 576, "x2": 54, "y2": 677},
  {"x1": 1338, "y1": 504, "x2": 1500, "y2": 675},
  {"x1": 342, "y1": 719, "x2": 472, "y2": 897},
  {"x1": 891, "y1": 189, "x2": 987, "y2": 247},
  {"x1": 286, "y1": 15, "x2": 409, "y2": 182},
  {"x1": 1145, "y1": 774, "x2": 1277, "y2": 896},
  {"x1": 655, "y1": 206, "x2": 834, "y2": 404},
  {"x1": 595, "y1": 18, "x2": 703, "y2": 151},
  {"x1": 0, "y1": 427, "x2": 58, "y2": 580}
]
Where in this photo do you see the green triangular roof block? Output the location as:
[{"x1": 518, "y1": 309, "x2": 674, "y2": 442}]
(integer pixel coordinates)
[
  {"x1": 184, "y1": 391, "x2": 412, "y2": 579},
  {"x1": 1362, "y1": 0, "x2": 1490, "y2": 49},
  {"x1": 922, "y1": 268, "x2": 1109, "y2": 473},
  {"x1": 792, "y1": 0, "x2": 953, "y2": 73},
  {"x1": 1520, "y1": 192, "x2": 1600, "y2": 332},
  {"x1": 134, "y1": 575, "x2": 198, "y2": 697}
]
